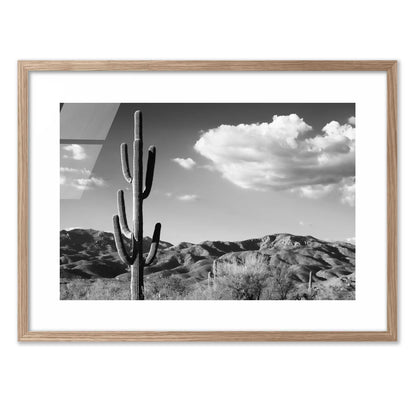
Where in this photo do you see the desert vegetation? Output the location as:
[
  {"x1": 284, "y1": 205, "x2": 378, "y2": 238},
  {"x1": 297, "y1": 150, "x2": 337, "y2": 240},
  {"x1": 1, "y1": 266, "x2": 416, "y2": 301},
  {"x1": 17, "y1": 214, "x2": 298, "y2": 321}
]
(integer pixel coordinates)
[
  {"x1": 203, "y1": 253, "x2": 293, "y2": 300},
  {"x1": 61, "y1": 250, "x2": 354, "y2": 300},
  {"x1": 60, "y1": 229, "x2": 355, "y2": 300}
]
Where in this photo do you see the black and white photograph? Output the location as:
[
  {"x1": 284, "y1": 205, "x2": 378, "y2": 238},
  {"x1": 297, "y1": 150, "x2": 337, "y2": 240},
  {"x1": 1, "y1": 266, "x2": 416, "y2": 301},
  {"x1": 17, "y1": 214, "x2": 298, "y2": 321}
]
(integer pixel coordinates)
[{"x1": 60, "y1": 103, "x2": 356, "y2": 300}]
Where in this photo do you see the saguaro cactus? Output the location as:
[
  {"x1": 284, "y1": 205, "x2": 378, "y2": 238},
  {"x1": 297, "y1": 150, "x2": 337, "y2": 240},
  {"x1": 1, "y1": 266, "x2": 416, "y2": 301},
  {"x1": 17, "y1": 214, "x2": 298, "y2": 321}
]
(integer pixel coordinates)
[
  {"x1": 113, "y1": 110, "x2": 161, "y2": 300},
  {"x1": 308, "y1": 271, "x2": 313, "y2": 296},
  {"x1": 208, "y1": 259, "x2": 218, "y2": 290}
]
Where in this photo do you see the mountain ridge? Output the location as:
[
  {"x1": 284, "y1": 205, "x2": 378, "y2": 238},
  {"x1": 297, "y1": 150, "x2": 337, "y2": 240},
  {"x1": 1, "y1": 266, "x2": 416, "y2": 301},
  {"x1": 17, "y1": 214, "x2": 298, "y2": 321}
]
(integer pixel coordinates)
[{"x1": 60, "y1": 228, "x2": 355, "y2": 300}]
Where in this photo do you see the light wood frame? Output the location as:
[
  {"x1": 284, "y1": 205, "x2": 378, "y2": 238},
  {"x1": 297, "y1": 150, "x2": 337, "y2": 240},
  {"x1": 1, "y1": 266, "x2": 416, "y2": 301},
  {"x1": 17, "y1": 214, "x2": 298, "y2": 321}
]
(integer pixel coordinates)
[{"x1": 18, "y1": 60, "x2": 397, "y2": 342}]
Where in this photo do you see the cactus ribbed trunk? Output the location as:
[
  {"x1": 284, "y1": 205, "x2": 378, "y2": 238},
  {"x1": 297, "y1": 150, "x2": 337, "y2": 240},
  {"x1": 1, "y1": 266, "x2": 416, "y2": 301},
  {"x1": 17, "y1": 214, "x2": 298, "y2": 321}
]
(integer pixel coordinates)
[
  {"x1": 113, "y1": 110, "x2": 161, "y2": 300},
  {"x1": 132, "y1": 113, "x2": 144, "y2": 300}
]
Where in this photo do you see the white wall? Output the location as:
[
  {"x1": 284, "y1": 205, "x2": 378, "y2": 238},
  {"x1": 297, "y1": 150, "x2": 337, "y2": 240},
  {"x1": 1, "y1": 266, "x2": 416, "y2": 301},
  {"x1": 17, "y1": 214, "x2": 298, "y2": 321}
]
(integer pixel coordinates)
[{"x1": 0, "y1": 1, "x2": 412, "y2": 415}]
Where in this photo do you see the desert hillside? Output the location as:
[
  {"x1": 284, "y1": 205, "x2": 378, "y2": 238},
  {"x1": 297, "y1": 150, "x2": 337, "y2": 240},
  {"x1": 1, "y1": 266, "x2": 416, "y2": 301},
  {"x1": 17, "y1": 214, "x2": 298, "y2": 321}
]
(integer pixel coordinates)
[
  {"x1": 60, "y1": 229, "x2": 355, "y2": 300},
  {"x1": 60, "y1": 228, "x2": 172, "y2": 279}
]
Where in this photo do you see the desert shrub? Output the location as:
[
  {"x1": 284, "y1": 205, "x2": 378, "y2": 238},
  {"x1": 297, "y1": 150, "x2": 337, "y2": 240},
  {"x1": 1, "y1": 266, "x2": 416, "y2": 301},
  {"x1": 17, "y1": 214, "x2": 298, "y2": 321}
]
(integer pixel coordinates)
[
  {"x1": 60, "y1": 278, "x2": 130, "y2": 300},
  {"x1": 263, "y1": 264, "x2": 296, "y2": 300},
  {"x1": 214, "y1": 253, "x2": 271, "y2": 300},
  {"x1": 86, "y1": 279, "x2": 130, "y2": 300},
  {"x1": 60, "y1": 279, "x2": 91, "y2": 300},
  {"x1": 184, "y1": 281, "x2": 225, "y2": 300},
  {"x1": 144, "y1": 274, "x2": 191, "y2": 300},
  {"x1": 184, "y1": 283, "x2": 211, "y2": 300}
]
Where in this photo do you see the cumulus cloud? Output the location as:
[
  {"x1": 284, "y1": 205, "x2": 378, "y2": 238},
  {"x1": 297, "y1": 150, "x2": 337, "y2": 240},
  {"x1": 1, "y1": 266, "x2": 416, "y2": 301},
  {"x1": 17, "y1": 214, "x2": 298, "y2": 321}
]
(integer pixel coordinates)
[
  {"x1": 60, "y1": 165, "x2": 106, "y2": 192},
  {"x1": 172, "y1": 157, "x2": 196, "y2": 170},
  {"x1": 194, "y1": 114, "x2": 355, "y2": 205},
  {"x1": 293, "y1": 177, "x2": 355, "y2": 206},
  {"x1": 177, "y1": 194, "x2": 199, "y2": 202},
  {"x1": 348, "y1": 116, "x2": 356, "y2": 126},
  {"x1": 73, "y1": 177, "x2": 106, "y2": 190},
  {"x1": 63, "y1": 144, "x2": 87, "y2": 160}
]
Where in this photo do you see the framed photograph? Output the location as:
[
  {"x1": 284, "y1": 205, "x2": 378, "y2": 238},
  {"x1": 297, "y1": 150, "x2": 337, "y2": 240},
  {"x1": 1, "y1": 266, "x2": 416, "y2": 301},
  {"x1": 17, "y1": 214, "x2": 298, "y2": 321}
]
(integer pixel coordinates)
[{"x1": 18, "y1": 60, "x2": 397, "y2": 341}]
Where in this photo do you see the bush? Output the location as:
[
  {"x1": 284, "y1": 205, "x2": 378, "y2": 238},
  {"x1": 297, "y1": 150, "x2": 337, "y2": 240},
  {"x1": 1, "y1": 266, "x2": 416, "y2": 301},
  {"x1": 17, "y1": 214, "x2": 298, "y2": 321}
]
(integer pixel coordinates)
[
  {"x1": 60, "y1": 278, "x2": 130, "y2": 300},
  {"x1": 214, "y1": 253, "x2": 271, "y2": 300},
  {"x1": 263, "y1": 264, "x2": 296, "y2": 300},
  {"x1": 86, "y1": 279, "x2": 130, "y2": 300},
  {"x1": 144, "y1": 274, "x2": 191, "y2": 300}
]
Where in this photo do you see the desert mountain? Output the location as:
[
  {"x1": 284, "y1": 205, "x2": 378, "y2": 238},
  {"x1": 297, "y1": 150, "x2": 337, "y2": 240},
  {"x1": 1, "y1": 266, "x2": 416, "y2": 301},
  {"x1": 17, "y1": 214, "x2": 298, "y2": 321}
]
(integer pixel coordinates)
[
  {"x1": 60, "y1": 229, "x2": 355, "y2": 300},
  {"x1": 146, "y1": 233, "x2": 355, "y2": 293},
  {"x1": 60, "y1": 228, "x2": 172, "y2": 279}
]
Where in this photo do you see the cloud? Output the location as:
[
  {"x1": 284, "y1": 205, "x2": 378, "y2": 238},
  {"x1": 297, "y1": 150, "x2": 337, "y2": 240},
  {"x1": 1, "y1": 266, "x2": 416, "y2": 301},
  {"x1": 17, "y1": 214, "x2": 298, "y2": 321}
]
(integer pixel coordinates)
[
  {"x1": 60, "y1": 166, "x2": 106, "y2": 192},
  {"x1": 73, "y1": 177, "x2": 106, "y2": 190},
  {"x1": 294, "y1": 177, "x2": 355, "y2": 206},
  {"x1": 296, "y1": 183, "x2": 335, "y2": 199},
  {"x1": 339, "y1": 177, "x2": 355, "y2": 206},
  {"x1": 60, "y1": 167, "x2": 91, "y2": 175},
  {"x1": 177, "y1": 194, "x2": 199, "y2": 202},
  {"x1": 63, "y1": 144, "x2": 87, "y2": 160},
  {"x1": 348, "y1": 116, "x2": 356, "y2": 126},
  {"x1": 194, "y1": 114, "x2": 355, "y2": 204},
  {"x1": 199, "y1": 164, "x2": 216, "y2": 172},
  {"x1": 163, "y1": 191, "x2": 197, "y2": 201},
  {"x1": 172, "y1": 157, "x2": 196, "y2": 170}
]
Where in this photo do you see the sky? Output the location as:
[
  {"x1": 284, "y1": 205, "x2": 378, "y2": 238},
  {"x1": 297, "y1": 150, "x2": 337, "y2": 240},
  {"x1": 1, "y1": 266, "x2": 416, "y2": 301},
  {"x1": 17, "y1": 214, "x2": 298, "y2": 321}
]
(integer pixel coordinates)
[{"x1": 60, "y1": 103, "x2": 355, "y2": 245}]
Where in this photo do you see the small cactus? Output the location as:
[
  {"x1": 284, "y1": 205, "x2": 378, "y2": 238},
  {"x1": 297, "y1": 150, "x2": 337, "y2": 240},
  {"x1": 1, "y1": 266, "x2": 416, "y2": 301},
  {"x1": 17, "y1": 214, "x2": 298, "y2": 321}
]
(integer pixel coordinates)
[
  {"x1": 209, "y1": 260, "x2": 218, "y2": 290},
  {"x1": 308, "y1": 271, "x2": 313, "y2": 296}
]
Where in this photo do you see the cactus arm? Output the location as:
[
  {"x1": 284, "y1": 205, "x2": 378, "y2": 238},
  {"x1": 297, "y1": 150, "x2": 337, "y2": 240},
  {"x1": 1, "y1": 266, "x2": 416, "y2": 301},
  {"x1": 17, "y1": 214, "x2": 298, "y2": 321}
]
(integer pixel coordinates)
[
  {"x1": 143, "y1": 146, "x2": 156, "y2": 199},
  {"x1": 144, "y1": 222, "x2": 161, "y2": 266},
  {"x1": 117, "y1": 190, "x2": 132, "y2": 239},
  {"x1": 113, "y1": 215, "x2": 134, "y2": 266},
  {"x1": 120, "y1": 143, "x2": 132, "y2": 183}
]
